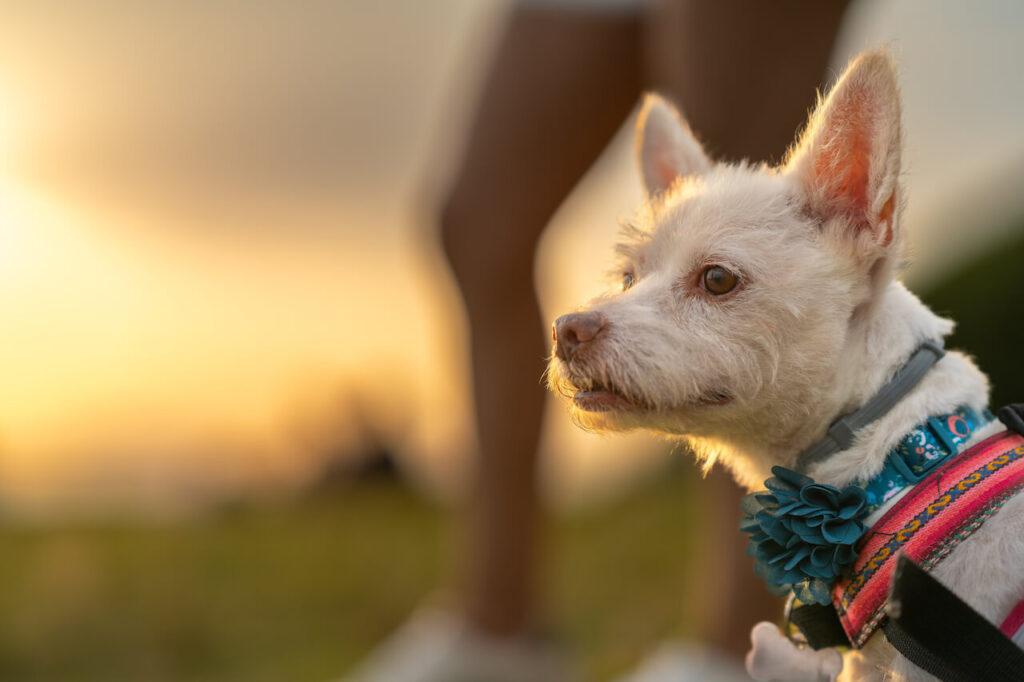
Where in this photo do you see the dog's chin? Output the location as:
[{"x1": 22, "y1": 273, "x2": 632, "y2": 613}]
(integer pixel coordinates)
[
  {"x1": 571, "y1": 388, "x2": 640, "y2": 413},
  {"x1": 566, "y1": 389, "x2": 736, "y2": 435},
  {"x1": 568, "y1": 403, "x2": 635, "y2": 433},
  {"x1": 570, "y1": 385, "x2": 732, "y2": 416}
]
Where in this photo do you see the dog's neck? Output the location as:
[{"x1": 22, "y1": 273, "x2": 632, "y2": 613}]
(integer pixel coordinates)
[{"x1": 717, "y1": 281, "x2": 992, "y2": 490}]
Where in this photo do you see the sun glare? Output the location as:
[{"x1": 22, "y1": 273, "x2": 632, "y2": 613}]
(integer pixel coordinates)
[
  {"x1": 0, "y1": 86, "x2": 13, "y2": 177},
  {"x1": 0, "y1": 181, "x2": 43, "y2": 286}
]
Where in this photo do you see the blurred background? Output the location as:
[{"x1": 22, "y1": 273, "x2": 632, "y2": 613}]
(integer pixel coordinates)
[{"x1": 0, "y1": 0, "x2": 1023, "y2": 680}]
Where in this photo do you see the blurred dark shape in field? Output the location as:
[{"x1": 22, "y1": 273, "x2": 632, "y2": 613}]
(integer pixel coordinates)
[
  {"x1": 304, "y1": 425, "x2": 405, "y2": 495},
  {"x1": 280, "y1": 382, "x2": 426, "y2": 495}
]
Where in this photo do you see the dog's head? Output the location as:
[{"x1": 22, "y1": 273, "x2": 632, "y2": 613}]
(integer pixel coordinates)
[{"x1": 547, "y1": 52, "x2": 909, "y2": 477}]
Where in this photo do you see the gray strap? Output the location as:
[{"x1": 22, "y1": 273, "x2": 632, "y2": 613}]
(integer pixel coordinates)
[{"x1": 795, "y1": 340, "x2": 946, "y2": 472}]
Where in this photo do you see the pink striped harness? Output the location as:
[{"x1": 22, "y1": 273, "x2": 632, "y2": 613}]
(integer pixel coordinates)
[{"x1": 832, "y1": 429, "x2": 1024, "y2": 647}]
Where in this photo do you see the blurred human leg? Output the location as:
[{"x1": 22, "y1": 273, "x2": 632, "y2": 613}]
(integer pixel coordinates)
[{"x1": 440, "y1": 2, "x2": 644, "y2": 637}]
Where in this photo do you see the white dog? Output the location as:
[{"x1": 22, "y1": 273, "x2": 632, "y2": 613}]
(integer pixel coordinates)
[{"x1": 547, "y1": 51, "x2": 1024, "y2": 681}]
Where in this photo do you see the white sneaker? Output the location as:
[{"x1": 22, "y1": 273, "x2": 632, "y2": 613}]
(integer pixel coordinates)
[
  {"x1": 614, "y1": 641, "x2": 752, "y2": 682},
  {"x1": 342, "y1": 607, "x2": 572, "y2": 682}
]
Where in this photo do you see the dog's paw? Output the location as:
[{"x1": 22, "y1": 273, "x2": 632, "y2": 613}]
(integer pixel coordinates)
[{"x1": 746, "y1": 621, "x2": 843, "y2": 682}]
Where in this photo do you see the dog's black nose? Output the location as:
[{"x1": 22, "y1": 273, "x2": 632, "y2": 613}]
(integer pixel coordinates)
[{"x1": 554, "y1": 312, "x2": 606, "y2": 363}]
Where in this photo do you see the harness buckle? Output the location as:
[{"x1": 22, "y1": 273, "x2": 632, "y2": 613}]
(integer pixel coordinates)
[{"x1": 885, "y1": 449, "x2": 930, "y2": 485}]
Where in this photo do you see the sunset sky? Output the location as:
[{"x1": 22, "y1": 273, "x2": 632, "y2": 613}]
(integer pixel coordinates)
[{"x1": 1, "y1": 0, "x2": 1023, "y2": 516}]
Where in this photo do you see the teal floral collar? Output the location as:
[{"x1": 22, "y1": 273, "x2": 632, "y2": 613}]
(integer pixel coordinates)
[
  {"x1": 859, "y1": 405, "x2": 992, "y2": 514},
  {"x1": 741, "y1": 406, "x2": 993, "y2": 604}
]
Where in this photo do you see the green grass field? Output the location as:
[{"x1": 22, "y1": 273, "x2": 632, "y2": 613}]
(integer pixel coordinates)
[{"x1": 0, "y1": 465, "x2": 706, "y2": 682}]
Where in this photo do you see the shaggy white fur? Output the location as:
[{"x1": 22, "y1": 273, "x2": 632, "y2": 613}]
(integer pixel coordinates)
[{"x1": 547, "y1": 51, "x2": 1024, "y2": 681}]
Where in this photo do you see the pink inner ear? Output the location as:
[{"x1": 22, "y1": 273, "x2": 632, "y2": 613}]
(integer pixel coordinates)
[
  {"x1": 654, "y1": 151, "x2": 680, "y2": 190},
  {"x1": 813, "y1": 93, "x2": 873, "y2": 223}
]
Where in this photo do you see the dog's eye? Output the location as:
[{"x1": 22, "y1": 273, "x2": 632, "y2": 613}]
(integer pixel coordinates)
[
  {"x1": 702, "y1": 265, "x2": 738, "y2": 295},
  {"x1": 622, "y1": 272, "x2": 636, "y2": 291}
]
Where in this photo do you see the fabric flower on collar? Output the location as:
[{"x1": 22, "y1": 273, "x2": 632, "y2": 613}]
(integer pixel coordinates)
[{"x1": 740, "y1": 466, "x2": 868, "y2": 605}]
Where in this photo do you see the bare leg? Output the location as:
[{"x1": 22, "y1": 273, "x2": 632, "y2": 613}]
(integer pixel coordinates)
[
  {"x1": 440, "y1": 4, "x2": 643, "y2": 637},
  {"x1": 643, "y1": 0, "x2": 853, "y2": 658}
]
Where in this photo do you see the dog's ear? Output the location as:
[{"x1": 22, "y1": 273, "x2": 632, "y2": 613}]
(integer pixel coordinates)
[
  {"x1": 786, "y1": 51, "x2": 902, "y2": 257},
  {"x1": 636, "y1": 94, "x2": 710, "y2": 196}
]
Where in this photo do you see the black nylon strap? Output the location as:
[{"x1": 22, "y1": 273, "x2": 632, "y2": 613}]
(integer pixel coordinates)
[
  {"x1": 998, "y1": 404, "x2": 1024, "y2": 437},
  {"x1": 789, "y1": 603, "x2": 851, "y2": 650},
  {"x1": 883, "y1": 555, "x2": 1024, "y2": 681}
]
